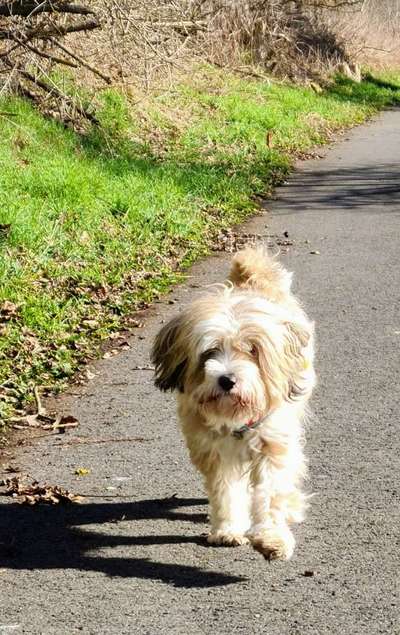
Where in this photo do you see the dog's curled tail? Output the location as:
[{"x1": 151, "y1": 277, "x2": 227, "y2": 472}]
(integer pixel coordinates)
[{"x1": 229, "y1": 247, "x2": 292, "y2": 301}]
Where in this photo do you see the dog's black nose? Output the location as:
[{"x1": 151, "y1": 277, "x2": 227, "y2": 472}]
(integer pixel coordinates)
[{"x1": 218, "y1": 375, "x2": 236, "y2": 392}]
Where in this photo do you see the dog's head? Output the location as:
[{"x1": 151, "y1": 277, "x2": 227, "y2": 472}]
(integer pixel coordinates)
[{"x1": 152, "y1": 289, "x2": 314, "y2": 425}]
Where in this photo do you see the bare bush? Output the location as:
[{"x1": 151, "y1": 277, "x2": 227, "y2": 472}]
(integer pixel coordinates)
[
  {"x1": 199, "y1": 1, "x2": 354, "y2": 80},
  {"x1": 0, "y1": 1, "x2": 103, "y2": 122},
  {"x1": 322, "y1": 0, "x2": 400, "y2": 69},
  {"x1": 67, "y1": 0, "x2": 361, "y2": 88},
  {"x1": 0, "y1": 0, "x2": 397, "y2": 126},
  {"x1": 0, "y1": 1, "x2": 211, "y2": 123}
]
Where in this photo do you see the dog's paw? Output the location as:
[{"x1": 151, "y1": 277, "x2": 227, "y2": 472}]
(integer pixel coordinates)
[
  {"x1": 207, "y1": 530, "x2": 249, "y2": 547},
  {"x1": 250, "y1": 526, "x2": 295, "y2": 560}
]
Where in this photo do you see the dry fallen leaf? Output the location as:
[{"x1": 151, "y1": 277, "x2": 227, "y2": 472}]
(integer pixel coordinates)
[
  {"x1": 1, "y1": 300, "x2": 17, "y2": 312},
  {"x1": 74, "y1": 467, "x2": 90, "y2": 476},
  {"x1": 82, "y1": 319, "x2": 98, "y2": 329},
  {"x1": 0, "y1": 223, "x2": 11, "y2": 237},
  {"x1": 79, "y1": 231, "x2": 90, "y2": 245},
  {"x1": 266, "y1": 130, "x2": 274, "y2": 148},
  {"x1": 212, "y1": 229, "x2": 267, "y2": 253},
  {"x1": 1, "y1": 477, "x2": 84, "y2": 505},
  {"x1": 2, "y1": 465, "x2": 20, "y2": 474},
  {"x1": 0, "y1": 300, "x2": 19, "y2": 322}
]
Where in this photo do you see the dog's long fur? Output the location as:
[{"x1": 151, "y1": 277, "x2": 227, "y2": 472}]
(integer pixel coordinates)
[{"x1": 152, "y1": 247, "x2": 316, "y2": 560}]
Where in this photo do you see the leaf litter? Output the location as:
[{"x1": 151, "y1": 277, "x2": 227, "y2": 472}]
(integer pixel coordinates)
[
  {"x1": 0, "y1": 301, "x2": 19, "y2": 322},
  {"x1": 212, "y1": 230, "x2": 295, "y2": 253},
  {"x1": 1, "y1": 476, "x2": 84, "y2": 505}
]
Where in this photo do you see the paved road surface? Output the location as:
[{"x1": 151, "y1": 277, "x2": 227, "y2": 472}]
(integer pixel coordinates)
[{"x1": 1, "y1": 110, "x2": 399, "y2": 635}]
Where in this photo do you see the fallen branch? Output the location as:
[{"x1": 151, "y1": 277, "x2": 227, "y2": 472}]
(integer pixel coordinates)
[
  {"x1": 0, "y1": 18, "x2": 100, "y2": 40},
  {"x1": 33, "y1": 385, "x2": 45, "y2": 417},
  {"x1": 206, "y1": 58, "x2": 271, "y2": 82},
  {"x1": 13, "y1": 35, "x2": 78, "y2": 67},
  {"x1": 55, "y1": 436, "x2": 151, "y2": 446},
  {"x1": 0, "y1": 1, "x2": 95, "y2": 18},
  {"x1": 17, "y1": 67, "x2": 99, "y2": 124}
]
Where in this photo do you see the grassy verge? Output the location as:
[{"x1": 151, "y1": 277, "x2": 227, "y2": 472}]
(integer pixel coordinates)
[{"x1": 1, "y1": 68, "x2": 400, "y2": 421}]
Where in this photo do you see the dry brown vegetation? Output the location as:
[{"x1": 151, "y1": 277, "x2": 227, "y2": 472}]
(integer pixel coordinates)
[
  {"x1": 0, "y1": 0, "x2": 398, "y2": 124},
  {"x1": 323, "y1": 0, "x2": 400, "y2": 70}
]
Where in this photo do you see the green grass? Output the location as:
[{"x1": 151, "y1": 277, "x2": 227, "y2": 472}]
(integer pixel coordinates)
[{"x1": 1, "y1": 69, "x2": 400, "y2": 420}]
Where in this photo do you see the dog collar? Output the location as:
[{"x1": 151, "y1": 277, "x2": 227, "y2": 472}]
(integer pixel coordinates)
[{"x1": 232, "y1": 418, "x2": 263, "y2": 440}]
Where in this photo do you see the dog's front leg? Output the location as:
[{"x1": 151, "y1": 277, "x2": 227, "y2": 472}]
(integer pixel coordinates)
[
  {"x1": 249, "y1": 458, "x2": 295, "y2": 560},
  {"x1": 205, "y1": 463, "x2": 251, "y2": 547}
]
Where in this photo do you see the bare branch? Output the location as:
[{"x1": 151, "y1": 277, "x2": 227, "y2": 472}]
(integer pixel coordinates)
[
  {"x1": 11, "y1": 34, "x2": 78, "y2": 67},
  {"x1": 49, "y1": 37, "x2": 111, "y2": 83},
  {"x1": 0, "y1": 19, "x2": 100, "y2": 40},
  {"x1": 16, "y1": 67, "x2": 99, "y2": 123},
  {"x1": 0, "y1": 1, "x2": 95, "y2": 17}
]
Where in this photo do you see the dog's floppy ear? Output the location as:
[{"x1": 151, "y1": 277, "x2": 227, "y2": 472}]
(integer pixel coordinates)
[
  {"x1": 284, "y1": 321, "x2": 311, "y2": 357},
  {"x1": 151, "y1": 313, "x2": 188, "y2": 392},
  {"x1": 283, "y1": 320, "x2": 314, "y2": 401}
]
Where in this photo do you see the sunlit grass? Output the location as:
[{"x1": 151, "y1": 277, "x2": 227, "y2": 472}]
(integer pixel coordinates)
[{"x1": 1, "y1": 69, "x2": 399, "y2": 419}]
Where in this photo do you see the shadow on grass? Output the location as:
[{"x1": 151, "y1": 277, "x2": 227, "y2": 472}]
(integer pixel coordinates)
[
  {"x1": 76, "y1": 73, "x2": 400, "y2": 213},
  {"x1": 79, "y1": 125, "x2": 291, "y2": 209},
  {"x1": 362, "y1": 73, "x2": 400, "y2": 92},
  {"x1": 6, "y1": 73, "x2": 399, "y2": 229},
  {"x1": 326, "y1": 74, "x2": 400, "y2": 107},
  {"x1": 0, "y1": 496, "x2": 246, "y2": 588}
]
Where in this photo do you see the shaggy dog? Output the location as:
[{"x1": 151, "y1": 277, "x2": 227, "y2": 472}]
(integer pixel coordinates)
[{"x1": 151, "y1": 247, "x2": 315, "y2": 560}]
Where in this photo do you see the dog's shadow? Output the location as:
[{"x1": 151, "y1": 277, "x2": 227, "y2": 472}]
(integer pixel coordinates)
[{"x1": 0, "y1": 495, "x2": 245, "y2": 588}]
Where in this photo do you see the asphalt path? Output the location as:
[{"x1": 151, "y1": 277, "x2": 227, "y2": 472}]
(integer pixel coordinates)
[{"x1": 1, "y1": 109, "x2": 399, "y2": 635}]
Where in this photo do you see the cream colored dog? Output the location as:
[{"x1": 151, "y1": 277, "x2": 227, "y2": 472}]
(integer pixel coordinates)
[{"x1": 152, "y1": 248, "x2": 315, "y2": 560}]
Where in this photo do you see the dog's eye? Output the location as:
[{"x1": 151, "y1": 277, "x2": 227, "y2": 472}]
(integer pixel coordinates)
[
  {"x1": 250, "y1": 344, "x2": 258, "y2": 357},
  {"x1": 202, "y1": 348, "x2": 220, "y2": 361},
  {"x1": 199, "y1": 348, "x2": 220, "y2": 367}
]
